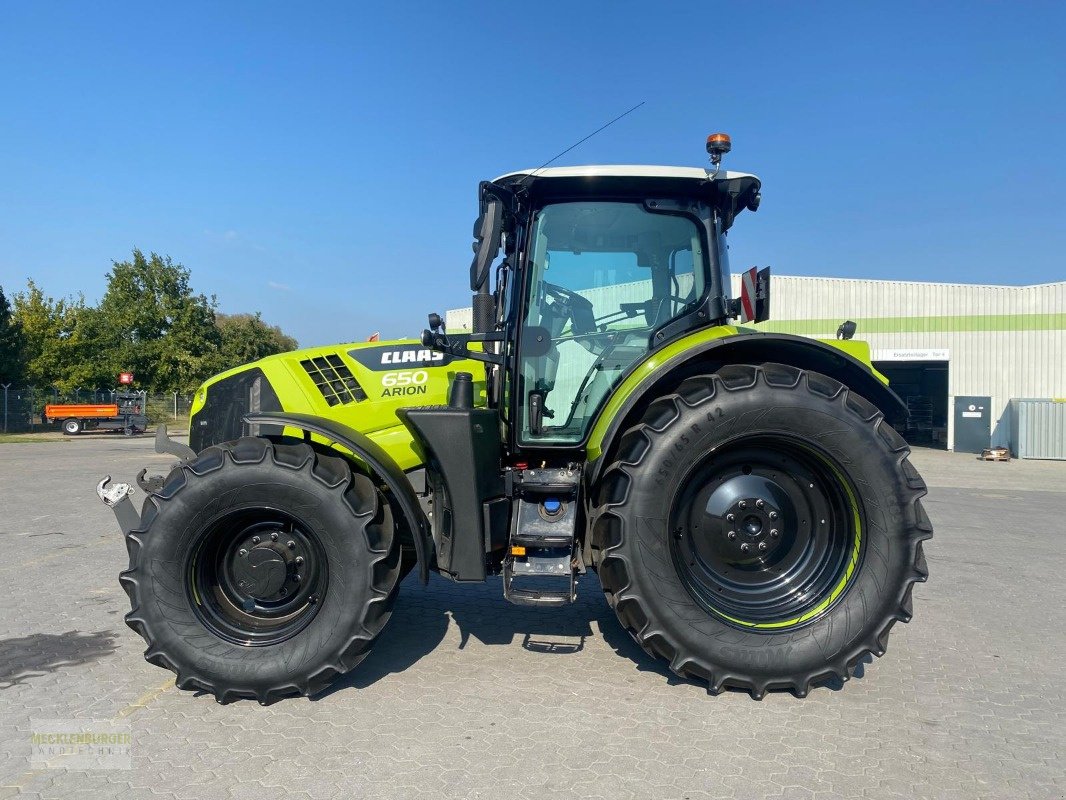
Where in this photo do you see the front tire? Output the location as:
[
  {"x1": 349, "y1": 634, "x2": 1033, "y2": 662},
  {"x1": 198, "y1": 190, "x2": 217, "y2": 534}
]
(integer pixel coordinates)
[
  {"x1": 120, "y1": 437, "x2": 401, "y2": 703},
  {"x1": 593, "y1": 364, "x2": 931, "y2": 698}
]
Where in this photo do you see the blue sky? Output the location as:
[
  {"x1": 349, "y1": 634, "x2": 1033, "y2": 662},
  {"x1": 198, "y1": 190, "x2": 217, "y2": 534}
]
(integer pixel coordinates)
[{"x1": 1, "y1": 1, "x2": 1063, "y2": 346}]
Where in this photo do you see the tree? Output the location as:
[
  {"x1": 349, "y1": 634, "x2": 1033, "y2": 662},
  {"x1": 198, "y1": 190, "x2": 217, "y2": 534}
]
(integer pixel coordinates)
[
  {"x1": 10, "y1": 280, "x2": 90, "y2": 391},
  {"x1": 0, "y1": 285, "x2": 25, "y2": 383},
  {"x1": 95, "y1": 250, "x2": 222, "y2": 393},
  {"x1": 214, "y1": 313, "x2": 299, "y2": 372},
  {"x1": 7, "y1": 250, "x2": 299, "y2": 394}
]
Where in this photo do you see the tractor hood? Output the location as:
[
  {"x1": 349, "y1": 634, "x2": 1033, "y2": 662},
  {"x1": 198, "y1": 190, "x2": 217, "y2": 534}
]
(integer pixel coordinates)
[{"x1": 188, "y1": 338, "x2": 484, "y2": 469}]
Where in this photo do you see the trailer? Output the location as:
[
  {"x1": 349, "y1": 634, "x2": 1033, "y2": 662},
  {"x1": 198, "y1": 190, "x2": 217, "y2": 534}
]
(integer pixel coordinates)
[{"x1": 45, "y1": 393, "x2": 148, "y2": 435}]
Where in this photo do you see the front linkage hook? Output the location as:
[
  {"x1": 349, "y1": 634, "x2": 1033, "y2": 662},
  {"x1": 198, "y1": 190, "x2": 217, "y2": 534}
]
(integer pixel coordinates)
[{"x1": 96, "y1": 475, "x2": 141, "y2": 536}]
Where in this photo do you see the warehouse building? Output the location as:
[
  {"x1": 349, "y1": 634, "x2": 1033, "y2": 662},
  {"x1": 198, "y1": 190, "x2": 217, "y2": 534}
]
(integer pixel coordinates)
[
  {"x1": 730, "y1": 276, "x2": 1065, "y2": 456},
  {"x1": 447, "y1": 276, "x2": 1065, "y2": 457}
]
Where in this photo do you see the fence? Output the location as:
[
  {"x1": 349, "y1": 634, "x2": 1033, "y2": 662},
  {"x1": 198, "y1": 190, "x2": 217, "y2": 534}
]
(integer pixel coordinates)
[{"x1": 0, "y1": 386, "x2": 194, "y2": 433}]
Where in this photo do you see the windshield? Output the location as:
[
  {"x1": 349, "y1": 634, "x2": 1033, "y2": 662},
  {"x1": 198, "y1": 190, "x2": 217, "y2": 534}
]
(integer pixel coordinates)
[{"x1": 517, "y1": 200, "x2": 707, "y2": 445}]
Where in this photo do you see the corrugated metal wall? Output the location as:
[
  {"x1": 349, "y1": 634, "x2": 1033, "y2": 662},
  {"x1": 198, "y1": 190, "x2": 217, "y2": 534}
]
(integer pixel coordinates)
[
  {"x1": 447, "y1": 306, "x2": 473, "y2": 331},
  {"x1": 732, "y1": 276, "x2": 1066, "y2": 450},
  {"x1": 448, "y1": 277, "x2": 1066, "y2": 452},
  {"x1": 1010, "y1": 399, "x2": 1066, "y2": 460}
]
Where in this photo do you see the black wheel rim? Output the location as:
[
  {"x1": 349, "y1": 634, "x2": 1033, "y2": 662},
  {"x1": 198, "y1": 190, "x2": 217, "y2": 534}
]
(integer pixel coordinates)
[
  {"x1": 670, "y1": 435, "x2": 863, "y2": 631},
  {"x1": 187, "y1": 508, "x2": 327, "y2": 646}
]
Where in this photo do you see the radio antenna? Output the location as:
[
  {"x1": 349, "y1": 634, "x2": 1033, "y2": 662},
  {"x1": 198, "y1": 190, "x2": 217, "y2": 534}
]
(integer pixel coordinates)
[{"x1": 517, "y1": 101, "x2": 646, "y2": 186}]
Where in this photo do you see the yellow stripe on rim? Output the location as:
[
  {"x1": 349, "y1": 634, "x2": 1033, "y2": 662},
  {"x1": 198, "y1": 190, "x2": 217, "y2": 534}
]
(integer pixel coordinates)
[{"x1": 709, "y1": 454, "x2": 863, "y2": 630}]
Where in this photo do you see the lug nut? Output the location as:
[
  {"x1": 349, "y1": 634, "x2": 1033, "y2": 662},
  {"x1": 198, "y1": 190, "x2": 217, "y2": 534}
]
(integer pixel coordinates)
[
  {"x1": 293, "y1": 574, "x2": 302, "y2": 583},
  {"x1": 727, "y1": 531, "x2": 737, "y2": 540},
  {"x1": 271, "y1": 532, "x2": 279, "y2": 541},
  {"x1": 769, "y1": 511, "x2": 778, "y2": 520},
  {"x1": 726, "y1": 513, "x2": 735, "y2": 523},
  {"x1": 758, "y1": 542, "x2": 768, "y2": 552},
  {"x1": 295, "y1": 556, "x2": 304, "y2": 566},
  {"x1": 251, "y1": 536, "x2": 261, "y2": 544},
  {"x1": 287, "y1": 541, "x2": 296, "y2": 549},
  {"x1": 740, "y1": 542, "x2": 750, "y2": 553},
  {"x1": 770, "y1": 528, "x2": 779, "y2": 538},
  {"x1": 238, "y1": 548, "x2": 248, "y2": 557},
  {"x1": 738, "y1": 500, "x2": 747, "y2": 510},
  {"x1": 756, "y1": 499, "x2": 765, "y2": 509}
]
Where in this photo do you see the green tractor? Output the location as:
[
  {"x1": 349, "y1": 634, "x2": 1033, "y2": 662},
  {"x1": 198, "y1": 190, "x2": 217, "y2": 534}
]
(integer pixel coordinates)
[{"x1": 100, "y1": 135, "x2": 931, "y2": 702}]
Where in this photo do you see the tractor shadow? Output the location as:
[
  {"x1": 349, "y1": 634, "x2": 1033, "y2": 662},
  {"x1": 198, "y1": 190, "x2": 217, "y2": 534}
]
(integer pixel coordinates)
[
  {"x1": 319, "y1": 571, "x2": 694, "y2": 697},
  {"x1": 0, "y1": 630, "x2": 119, "y2": 689},
  {"x1": 320, "y1": 572, "x2": 870, "y2": 699}
]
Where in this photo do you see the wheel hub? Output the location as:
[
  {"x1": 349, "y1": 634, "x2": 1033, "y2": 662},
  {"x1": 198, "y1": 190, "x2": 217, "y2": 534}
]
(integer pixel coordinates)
[
  {"x1": 670, "y1": 439, "x2": 860, "y2": 628},
  {"x1": 233, "y1": 544, "x2": 291, "y2": 599},
  {"x1": 188, "y1": 511, "x2": 325, "y2": 646},
  {"x1": 721, "y1": 496, "x2": 783, "y2": 559}
]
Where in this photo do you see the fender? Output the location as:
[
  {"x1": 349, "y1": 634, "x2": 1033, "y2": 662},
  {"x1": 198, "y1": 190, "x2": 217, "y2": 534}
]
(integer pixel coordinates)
[
  {"x1": 587, "y1": 332, "x2": 907, "y2": 486},
  {"x1": 244, "y1": 411, "x2": 433, "y2": 584}
]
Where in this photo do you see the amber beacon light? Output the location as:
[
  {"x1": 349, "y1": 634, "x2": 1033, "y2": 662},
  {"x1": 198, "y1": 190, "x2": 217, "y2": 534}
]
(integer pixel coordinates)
[{"x1": 706, "y1": 132, "x2": 732, "y2": 167}]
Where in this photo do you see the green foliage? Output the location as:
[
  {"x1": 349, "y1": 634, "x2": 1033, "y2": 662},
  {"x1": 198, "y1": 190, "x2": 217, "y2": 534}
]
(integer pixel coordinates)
[
  {"x1": 8, "y1": 250, "x2": 298, "y2": 393},
  {"x1": 214, "y1": 313, "x2": 299, "y2": 371},
  {"x1": 10, "y1": 281, "x2": 92, "y2": 391},
  {"x1": 0, "y1": 285, "x2": 26, "y2": 383},
  {"x1": 95, "y1": 249, "x2": 222, "y2": 392}
]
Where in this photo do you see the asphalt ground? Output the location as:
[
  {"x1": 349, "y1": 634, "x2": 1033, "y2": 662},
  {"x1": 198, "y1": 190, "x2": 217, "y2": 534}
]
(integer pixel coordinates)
[{"x1": 0, "y1": 434, "x2": 1063, "y2": 799}]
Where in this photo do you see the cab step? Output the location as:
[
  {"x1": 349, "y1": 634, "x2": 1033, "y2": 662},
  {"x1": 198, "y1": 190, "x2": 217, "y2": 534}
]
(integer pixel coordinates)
[
  {"x1": 503, "y1": 547, "x2": 575, "y2": 606},
  {"x1": 502, "y1": 466, "x2": 580, "y2": 606}
]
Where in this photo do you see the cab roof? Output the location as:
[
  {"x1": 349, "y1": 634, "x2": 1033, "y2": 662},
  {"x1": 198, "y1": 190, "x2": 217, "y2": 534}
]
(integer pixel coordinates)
[
  {"x1": 492, "y1": 165, "x2": 762, "y2": 229},
  {"x1": 494, "y1": 165, "x2": 758, "y2": 184}
]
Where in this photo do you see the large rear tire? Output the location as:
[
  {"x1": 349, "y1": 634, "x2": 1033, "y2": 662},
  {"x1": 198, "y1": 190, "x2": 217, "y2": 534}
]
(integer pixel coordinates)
[
  {"x1": 120, "y1": 437, "x2": 401, "y2": 703},
  {"x1": 593, "y1": 363, "x2": 931, "y2": 698}
]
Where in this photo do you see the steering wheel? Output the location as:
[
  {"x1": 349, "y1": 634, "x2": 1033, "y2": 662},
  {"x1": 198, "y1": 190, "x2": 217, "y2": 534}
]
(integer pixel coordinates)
[{"x1": 542, "y1": 282, "x2": 597, "y2": 336}]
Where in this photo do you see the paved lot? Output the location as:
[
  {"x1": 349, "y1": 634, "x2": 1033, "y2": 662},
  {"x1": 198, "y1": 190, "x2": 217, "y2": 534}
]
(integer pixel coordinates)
[{"x1": 0, "y1": 435, "x2": 1063, "y2": 799}]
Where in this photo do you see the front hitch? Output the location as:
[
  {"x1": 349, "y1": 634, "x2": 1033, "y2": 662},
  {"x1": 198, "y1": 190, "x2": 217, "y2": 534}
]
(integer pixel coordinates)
[
  {"x1": 96, "y1": 476, "x2": 141, "y2": 536},
  {"x1": 97, "y1": 423, "x2": 196, "y2": 536}
]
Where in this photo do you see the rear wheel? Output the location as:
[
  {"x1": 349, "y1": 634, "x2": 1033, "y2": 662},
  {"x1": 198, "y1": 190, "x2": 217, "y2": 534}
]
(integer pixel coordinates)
[
  {"x1": 62, "y1": 418, "x2": 82, "y2": 435},
  {"x1": 120, "y1": 437, "x2": 402, "y2": 703},
  {"x1": 593, "y1": 363, "x2": 931, "y2": 698}
]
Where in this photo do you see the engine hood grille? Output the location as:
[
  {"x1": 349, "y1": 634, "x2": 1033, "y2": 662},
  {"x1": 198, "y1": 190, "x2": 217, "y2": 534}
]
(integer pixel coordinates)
[{"x1": 301, "y1": 354, "x2": 366, "y2": 406}]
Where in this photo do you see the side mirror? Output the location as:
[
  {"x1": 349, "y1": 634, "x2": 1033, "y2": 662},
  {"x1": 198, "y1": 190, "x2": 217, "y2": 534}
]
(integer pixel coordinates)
[
  {"x1": 421, "y1": 309, "x2": 506, "y2": 368},
  {"x1": 469, "y1": 181, "x2": 515, "y2": 292}
]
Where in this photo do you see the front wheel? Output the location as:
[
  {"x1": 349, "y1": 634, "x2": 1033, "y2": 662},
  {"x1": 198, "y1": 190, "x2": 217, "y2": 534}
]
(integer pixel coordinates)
[
  {"x1": 120, "y1": 438, "x2": 401, "y2": 703},
  {"x1": 593, "y1": 364, "x2": 932, "y2": 698},
  {"x1": 62, "y1": 418, "x2": 82, "y2": 435}
]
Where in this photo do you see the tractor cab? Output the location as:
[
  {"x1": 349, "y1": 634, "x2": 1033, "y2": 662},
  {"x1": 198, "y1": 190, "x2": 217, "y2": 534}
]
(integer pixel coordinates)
[
  {"x1": 422, "y1": 157, "x2": 765, "y2": 455},
  {"x1": 408, "y1": 150, "x2": 766, "y2": 602},
  {"x1": 493, "y1": 165, "x2": 762, "y2": 448}
]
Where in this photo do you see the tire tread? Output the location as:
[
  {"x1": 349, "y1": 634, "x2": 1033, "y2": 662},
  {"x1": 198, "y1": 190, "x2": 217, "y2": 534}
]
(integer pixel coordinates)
[
  {"x1": 592, "y1": 364, "x2": 930, "y2": 699},
  {"x1": 120, "y1": 437, "x2": 401, "y2": 704}
]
